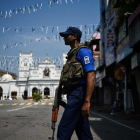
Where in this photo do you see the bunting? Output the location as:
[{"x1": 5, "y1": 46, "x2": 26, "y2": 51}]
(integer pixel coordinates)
[
  {"x1": 0, "y1": 3, "x2": 43, "y2": 18},
  {"x1": 1, "y1": 24, "x2": 98, "y2": 50},
  {"x1": 0, "y1": 55, "x2": 63, "y2": 73},
  {"x1": 1, "y1": 24, "x2": 97, "y2": 34},
  {"x1": 0, "y1": 0, "x2": 80, "y2": 18},
  {"x1": 2, "y1": 36, "x2": 61, "y2": 50}
]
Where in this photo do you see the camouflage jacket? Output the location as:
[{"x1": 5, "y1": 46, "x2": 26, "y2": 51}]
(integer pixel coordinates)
[{"x1": 60, "y1": 44, "x2": 90, "y2": 86}]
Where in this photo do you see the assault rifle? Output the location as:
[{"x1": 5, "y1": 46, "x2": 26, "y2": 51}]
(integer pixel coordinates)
[{"x1": 51, "y1": 86, "x2": 66, "y2": 140}]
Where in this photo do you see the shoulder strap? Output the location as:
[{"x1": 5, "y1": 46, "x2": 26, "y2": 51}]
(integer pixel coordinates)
[
  {"x1": 76, "y1": 44, "x2": 89, "y2": 54},
  {"x1": 66, "y1": 44, "x2": 91, "y2": 62},
  {"x1": 75, "y1": 44, "x2": 93, "y2": 57},
  {"x1": 71, "y1": 44, "x2": 89, "y2": 62}
]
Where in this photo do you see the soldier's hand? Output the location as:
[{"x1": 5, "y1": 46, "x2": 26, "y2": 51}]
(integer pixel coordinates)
[{"x1": 81, "y1": 101, "x2": 90, "y2": 118}]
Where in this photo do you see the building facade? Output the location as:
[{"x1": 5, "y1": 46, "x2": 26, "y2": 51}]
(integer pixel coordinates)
[
  {"x1": 0, "y1": 51, "x2": 65, "y2": 100},
  {"x1": 97, "y1": 0, "x2": 140, "y2": 113}
]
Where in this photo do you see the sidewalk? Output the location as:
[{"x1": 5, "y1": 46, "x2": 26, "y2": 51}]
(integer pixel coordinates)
[{"x1": 91, "y1": 106, "x2": 140, "y2": 122}]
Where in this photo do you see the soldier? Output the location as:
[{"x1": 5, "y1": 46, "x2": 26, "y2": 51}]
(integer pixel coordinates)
[{"x1": 57, "y1": 27, "x2": 95, "y2": 140}]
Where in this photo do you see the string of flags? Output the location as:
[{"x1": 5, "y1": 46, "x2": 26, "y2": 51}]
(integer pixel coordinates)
[
  {"x1": 2, "y1": 36, "x2": 60, "y2": 50},
  {"x1": 2, "y1": 24, "x2": 96, "y2": 34},
  {"x1": 0, "y1": 55, "x2": 63, "y2": 72},
  {"x1": 0, "y1": 0, "x2": 98, "y2": 50},
  {"x1": 0, "y1": 0, "x2": 80, "y2": 18},
  {"x1": 3, "y1": 39, "x2": 33, "y2": 50},
  {"x1": 0, "y1": 3, "x2": 43, "y2": 18},
  {"x1": 1, "y1": 24, "x2": 98, "y2": 50}
]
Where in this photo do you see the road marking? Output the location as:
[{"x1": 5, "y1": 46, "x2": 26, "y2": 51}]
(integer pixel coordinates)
[
  {"x1": 12, "y1": 103, "x2": 18, "y2": 106},
  {"x1": 41, "y1": 102, "x2": 46, "y2": 105},
  {"x1": 19, "y1": 103, "x2": 25, "y2": 105},
  {"x1": 7, "y1": 105, "x2": 33, "y2": 112},
  {"x1": 1, "y1": 102, "x2": 48, "y2": 106},
  {"x1": 48, "y1": 102, "x2": 53, "y2": 105},
  {"x1": 26, "y1": 103, "x2": 32, "y2": 105},
  {"x1": 34, "y1": 102, "x2": 39, "y2": 105},
  {"x1": 90, "y1": 111, "x2": 140, "y2": 133}
]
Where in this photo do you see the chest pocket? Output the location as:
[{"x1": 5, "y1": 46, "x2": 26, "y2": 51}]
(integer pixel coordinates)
[
  {"x1": 69, "y1": 62, "x2": 84, "y2": 78},
  {"x1": 60, "y1": 61, "x2": 84, "y2": 84}
]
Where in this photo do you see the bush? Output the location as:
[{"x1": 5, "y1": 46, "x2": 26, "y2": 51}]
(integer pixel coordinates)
[{"x1": 33, "y1": 92, "x2": 42, "y2": 101}]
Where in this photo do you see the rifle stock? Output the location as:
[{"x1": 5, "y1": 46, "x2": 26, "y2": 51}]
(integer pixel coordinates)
[{"x1": 51, "y1": 86, "x2": 66, "y2": 139}]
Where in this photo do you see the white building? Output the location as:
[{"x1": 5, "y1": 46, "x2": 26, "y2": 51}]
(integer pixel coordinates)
[{"x1": 0, "y1": 51, "x2": 66, "y2": 100}]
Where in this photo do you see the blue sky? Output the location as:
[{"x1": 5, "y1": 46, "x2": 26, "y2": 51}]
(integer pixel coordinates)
[{"x1": 0, "y1": 0, "x2": 100, "y2": 60}]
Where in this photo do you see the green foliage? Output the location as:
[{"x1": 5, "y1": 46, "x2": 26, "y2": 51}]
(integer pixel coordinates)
[
  {"x1": 117, "y1": 0, "x2": 140, "y2": 16},
  {"x1": 33, "y1": 92, "x2": 42, "y2": 101},
  {"x1": 118, "y1": 0, "x2": 138, "y2": 4},
  {"x1": 115, "y1": 0, "x2": 140, "y2": 28},
  {"x1": 120, "y1": 0, "x2": 137, "y2": 4}
]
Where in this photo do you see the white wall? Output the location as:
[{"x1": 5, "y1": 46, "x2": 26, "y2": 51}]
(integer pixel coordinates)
[{"x1": 9, "y1": 81, "x2": 18, "y2": 96}]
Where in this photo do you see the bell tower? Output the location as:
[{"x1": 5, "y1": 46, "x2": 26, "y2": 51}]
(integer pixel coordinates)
[{"x1": 19, "y1": 51, "x2": 33, "y2": 80}]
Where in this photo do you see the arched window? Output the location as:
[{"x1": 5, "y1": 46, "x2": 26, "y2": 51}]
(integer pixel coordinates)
[
  {"x1": 44, "y1": 87, "x2": 50, "y2": 95},
  {"x1": 0, "y1": 86, "x2": 3, "y2": 100},
  {"x1": 24, "y1": 90, "x2": 28, "y2": 99},
  {"x1": 11, "y1": 91, "x2": 17, "y2": 100},
  {"x1": 32, "y1": 87, "x2": 38, "y2": 96}
]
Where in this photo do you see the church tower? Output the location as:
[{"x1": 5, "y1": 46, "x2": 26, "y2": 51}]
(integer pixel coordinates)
[{"x1": 19, "y1": 51, "x2": 33, "y2": 80}]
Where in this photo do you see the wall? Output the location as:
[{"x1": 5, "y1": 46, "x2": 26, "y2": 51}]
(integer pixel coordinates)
[{"x1": 9, "y1": 82, "x2": 18, "y2": 96}]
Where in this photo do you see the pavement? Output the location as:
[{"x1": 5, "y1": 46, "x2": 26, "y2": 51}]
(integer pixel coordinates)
[
  {"x1": 91, "y1": 106, "x2": 140, "y2": 123},
  {"x1": 5, "y1": 98, "x2": 140, "y2": 122},
  {"x1": 1, "y1": 99, "x2": 140, "y2": 140},
  {"x1": 2, "y1": 98, "x2": 140, "y2": 126}
]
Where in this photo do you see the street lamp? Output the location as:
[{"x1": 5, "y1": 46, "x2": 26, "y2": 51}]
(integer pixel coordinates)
[{"x1": 124, "y1": 12, "x2": 132, "y2": 16}]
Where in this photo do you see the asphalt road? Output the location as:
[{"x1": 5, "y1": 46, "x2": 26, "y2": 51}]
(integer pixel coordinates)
[{"x1": 0, "y1": 99, "x2": 140, "y2": 140}]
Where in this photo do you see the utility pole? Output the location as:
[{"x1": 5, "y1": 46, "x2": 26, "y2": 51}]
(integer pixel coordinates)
[{"x1": 123, "y1": 67, "x2": 127, "y2": 112}]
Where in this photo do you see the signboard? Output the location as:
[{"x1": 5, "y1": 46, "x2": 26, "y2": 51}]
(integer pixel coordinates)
[
  {"x1": 105, "y1": 45, "x2": 116, "y2": 67},
  {"x1": 116, "y1": 36, "x2": 133, "y2": 63},
  {"x1": 95, "y1": 68, "x2": 106, "y2": 87},
  {"x1": 105, "y1": 28, "x2": 115, "y2": 49},
  {"x1": 99, "y1": 67, "x2": 106, "y2": 80},
  {"x1": 94, "y1": 57, "x2": 100, "y2": 70},
  {"x1": 95, "y1": 71, "x2": 100, "y2": 87},
  {"x1": 131, "y1": 53, "x2": 140, "y2": 69},
  {"x1": 118, "y1": 21, "x2": 126, "y2": 44},
  {"x1": 108, "y1": 11, "x2": 116, "y2": 28}
]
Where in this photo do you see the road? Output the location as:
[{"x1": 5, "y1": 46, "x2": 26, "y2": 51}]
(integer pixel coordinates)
[{"x1": 0, "y1": 99, "x2": 140, "y2": 140}]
